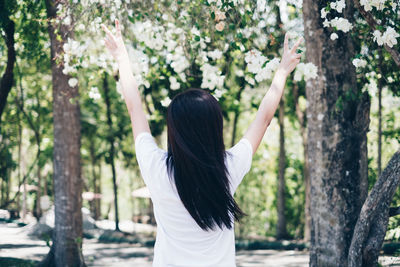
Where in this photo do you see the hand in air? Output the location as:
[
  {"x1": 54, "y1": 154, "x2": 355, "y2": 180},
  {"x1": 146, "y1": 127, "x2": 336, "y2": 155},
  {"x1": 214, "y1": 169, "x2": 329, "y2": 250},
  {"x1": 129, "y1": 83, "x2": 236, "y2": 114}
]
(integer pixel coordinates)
[
  {"x1": 101, "y1": 19, "x2": 127, "y2": 61},
  {"x1": 279, "y1": 33, "x2": 303, "y2": 76}
]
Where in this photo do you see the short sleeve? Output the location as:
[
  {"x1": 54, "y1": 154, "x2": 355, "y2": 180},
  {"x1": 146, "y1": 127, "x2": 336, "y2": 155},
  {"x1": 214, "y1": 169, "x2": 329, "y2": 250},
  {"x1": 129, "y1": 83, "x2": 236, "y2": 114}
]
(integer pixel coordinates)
[
  {"x1": 135, "y1": 132, "x2": 167, "y2": 189},
  {"x1": 226, "y1": 138, "x2": 253, "y2": 192}
]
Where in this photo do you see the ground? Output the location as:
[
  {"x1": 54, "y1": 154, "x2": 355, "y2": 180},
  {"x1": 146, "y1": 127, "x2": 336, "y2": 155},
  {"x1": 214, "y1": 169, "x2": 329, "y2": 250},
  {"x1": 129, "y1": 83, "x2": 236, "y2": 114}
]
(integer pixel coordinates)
[{"x1": 0, "y1": 222, "x2": 399, "y2": 267}]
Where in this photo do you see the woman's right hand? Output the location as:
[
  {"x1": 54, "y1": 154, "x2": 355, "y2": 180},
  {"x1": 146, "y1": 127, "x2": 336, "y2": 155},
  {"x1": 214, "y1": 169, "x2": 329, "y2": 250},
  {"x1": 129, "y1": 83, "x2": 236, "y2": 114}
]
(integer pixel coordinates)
[
  {"x1": 278, "y1": 33, "x2": 303, "y2": 76},
  {"x1": 101, "y1": 19, "x2": 128, "y2": 62}
]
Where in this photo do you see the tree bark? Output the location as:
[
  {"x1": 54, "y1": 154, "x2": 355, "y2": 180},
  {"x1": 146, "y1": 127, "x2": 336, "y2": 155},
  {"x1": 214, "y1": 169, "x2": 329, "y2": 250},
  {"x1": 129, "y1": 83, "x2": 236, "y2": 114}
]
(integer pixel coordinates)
[
  {"x1": 89, "y1": 138, "x2": 101, "y2": 220},
  {"x1": 40, "y1": 0, "x2": 85, "y2": 266},
  {"x1": 35, "y1": 166, "x2": 42, "y2": 220},
  {"x1": 377, "y1": 49, "x2": 383, "y2": 176},
  {"x1": 293, "y1": 83, "x2": 310, "y2": 241},
  {"x1": 348, "y1": 150, "x2": 400, "y2": 267},
  {"x1": 103, "y1": 73, "x2": 120, "y2": 231},
  {"x1": 276, "y1": 98, "x2": 288, "y2": 239},
  {"x1": 303, "y1": 0, "x2": 370, "y2": 266},
  {"x1": 0, "y1": 1, "x2": 16, "y2": 125}
]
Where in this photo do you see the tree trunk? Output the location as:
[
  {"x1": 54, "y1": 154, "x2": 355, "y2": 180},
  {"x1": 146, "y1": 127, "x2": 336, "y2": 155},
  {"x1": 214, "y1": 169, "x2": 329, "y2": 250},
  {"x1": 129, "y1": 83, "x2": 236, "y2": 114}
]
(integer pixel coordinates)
[
  {"x1": 303, "y1": 0, "x2": 370, "y2": 266},
  {"x1": 302, "y1": 128, "x2": 311, "y2": 241},
  {"x1": 40, "y1": 0, "x2": 85, "y2": 266},
  {"x1": 293, "y1": 82, "x2": 310, "y2": 241},
  {"x1": 276, "y1": 98, "x2": 288, "y2": 239},
  {"x1": 89, "y1": 140, "x2": 101, "y2": 220},
  {"x1": 17, "y1": 101, "x2": 23, "y2": 218},
  {"x1": 377, "y1": 49, "x2": 383, "y2": 177},
  {"x1": 35, "y1": 166, "x2": 42, "y2": 220},
  {"x1": 0, "y1": 1, "x2": 16, "y2": 125},
  {"x1": 103, "y1": 73, "x2": 120, "y2": 231}
]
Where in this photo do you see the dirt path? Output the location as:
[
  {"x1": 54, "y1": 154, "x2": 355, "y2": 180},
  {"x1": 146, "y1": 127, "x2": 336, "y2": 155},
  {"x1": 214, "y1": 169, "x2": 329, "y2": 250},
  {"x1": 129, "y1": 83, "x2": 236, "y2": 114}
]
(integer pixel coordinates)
[{"x1": 0, "y1": 222, "x2": 398, "y2": 266}]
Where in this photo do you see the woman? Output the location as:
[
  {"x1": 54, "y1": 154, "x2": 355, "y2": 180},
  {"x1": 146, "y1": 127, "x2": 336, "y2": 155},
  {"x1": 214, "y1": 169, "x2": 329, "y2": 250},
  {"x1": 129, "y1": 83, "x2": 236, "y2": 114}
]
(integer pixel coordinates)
[{"x1": 102, "y1": 20, "x2": 302, "y2": 267}]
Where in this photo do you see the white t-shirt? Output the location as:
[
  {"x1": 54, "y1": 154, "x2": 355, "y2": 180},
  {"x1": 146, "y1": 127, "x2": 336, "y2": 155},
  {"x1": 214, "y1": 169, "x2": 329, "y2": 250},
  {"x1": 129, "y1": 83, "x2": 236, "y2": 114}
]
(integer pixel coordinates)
[{"x1": 135, "y1": 132, "x2": 253, "y2": 267}]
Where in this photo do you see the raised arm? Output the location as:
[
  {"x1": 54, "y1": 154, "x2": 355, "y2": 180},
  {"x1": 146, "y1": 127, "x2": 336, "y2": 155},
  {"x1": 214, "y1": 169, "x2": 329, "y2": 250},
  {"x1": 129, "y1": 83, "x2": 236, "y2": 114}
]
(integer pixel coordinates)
[
  {"x1": 244, "y1": 33, "x2": 302, "y2": 154},
  {"x1": 102, "y1": 20, "x2": 150, "y2": 140}
]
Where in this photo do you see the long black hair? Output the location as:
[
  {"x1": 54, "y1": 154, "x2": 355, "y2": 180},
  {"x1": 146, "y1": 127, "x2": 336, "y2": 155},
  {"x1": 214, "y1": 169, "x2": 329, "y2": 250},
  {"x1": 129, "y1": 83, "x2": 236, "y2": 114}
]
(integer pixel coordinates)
[{"x1": 166, "y1": 88, "x2": 245, "y2": 231}]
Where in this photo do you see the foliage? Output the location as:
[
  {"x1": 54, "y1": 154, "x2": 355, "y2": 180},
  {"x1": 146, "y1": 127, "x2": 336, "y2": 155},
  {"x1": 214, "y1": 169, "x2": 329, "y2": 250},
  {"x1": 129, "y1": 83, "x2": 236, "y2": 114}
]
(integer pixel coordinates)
[{"x1": 0, "y1": 0, "x2": 398, "y2": 241}]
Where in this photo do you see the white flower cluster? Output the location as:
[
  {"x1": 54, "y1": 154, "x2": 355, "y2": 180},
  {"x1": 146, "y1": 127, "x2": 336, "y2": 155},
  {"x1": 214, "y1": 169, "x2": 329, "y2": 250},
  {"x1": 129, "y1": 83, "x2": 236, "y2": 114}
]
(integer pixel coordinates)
[
  {"x1": 352, "y1": 58, "x2": 368, "y2": 68},
  {"x1": 245, "y1": 50, "x2": 267, "y2": 73},
  {"x1": 293, "y1": 63, "x2": 318, "y2": 81},
  {"x1": 68, "y1": 77, "x2": 78, "y2": 87},
  {"x1": 320, "y1": 1, "x2": 353, "y2": 41},
  {"x1": 126, "y1": 47, "x2": 149, "y2": 77},
  {"x1": 207, "y1": 49, "x2": 223, "y2": 60},
  {"x1": 63, "y1": 38, "x2": 88, "y2": 75},
  {"x1": 212, "y1": 88, "x2": 227, "y2": 100},
  {"x1": 169, "y1": 76, "x2": 180, "y2": 90},
  {"x1": 200, "y1": 63, "x2": 225, "y2": 90},
  {"x1": 167, "y1": 46, "x2": 190, "y2": 75},
  {"x1": 325, "y1": 17, "x2": 353, "y2": 33},
  {"x1": 131, "y1": 20, "x2": 190, "y2": 84},
  {"x1": 330, "y1": 0, "x2": 346, "y2": 13},
  {"x1": 373, "y1": 27, "x2": 399, "y2": 48},
  {"x1": 360, "y1": 0, "x2": 386, "y2": 11},
  {"x1": 255, "y1": 58, "x2": 281, "y2": 82},
  {"x1": 89, "y1": 87, "x2": 101, "y2": 100},
  {"x1": 133, "y1": 21, "x2": 164, "y2": 50},
  {"x1": 330, "y1": 33, "x2": 339, "y2": 40},
  {"x1": 245, "y1": 50, "x2": 280, "y2": 83},
  {"x1": 161, "y1": 97, "x2": 172, "y2": 107}
]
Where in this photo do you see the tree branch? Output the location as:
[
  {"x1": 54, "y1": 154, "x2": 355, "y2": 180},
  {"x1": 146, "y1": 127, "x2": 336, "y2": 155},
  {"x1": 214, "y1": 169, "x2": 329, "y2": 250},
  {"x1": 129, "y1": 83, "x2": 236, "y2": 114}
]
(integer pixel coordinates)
[
  {"x1": 0, "y1": 2, "x2": 16, "y2": 125},
  {"x1": 354, "y1": 0, "x2": 400, "y2": 68},
  {"x1": 348, "y1": 149, "x2": 400, "y2": 267},
  {"x1": 389, "y1": 206, "x2": 400, "y2": 217}
]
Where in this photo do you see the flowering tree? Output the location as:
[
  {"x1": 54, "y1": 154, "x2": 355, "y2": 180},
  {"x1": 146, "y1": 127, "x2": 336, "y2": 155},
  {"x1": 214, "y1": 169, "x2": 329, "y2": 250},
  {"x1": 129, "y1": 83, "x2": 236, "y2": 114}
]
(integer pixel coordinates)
[
  {"x1": 304, "y1": 0, "x2": 399, "y2": 266},
  {"x1": 0, "y1": 1, "x2": 398, "y2": 266},
  {"x1": 59, "y1": 0, "x2": 317, "y2": 240}
]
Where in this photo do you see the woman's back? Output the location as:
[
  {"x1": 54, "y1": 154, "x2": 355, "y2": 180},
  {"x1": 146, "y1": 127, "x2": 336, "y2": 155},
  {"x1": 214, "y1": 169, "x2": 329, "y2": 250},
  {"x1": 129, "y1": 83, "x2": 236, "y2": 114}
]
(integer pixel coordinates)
[{"x1": 135, "y1": 133, "x2": 252, "y2": 266}]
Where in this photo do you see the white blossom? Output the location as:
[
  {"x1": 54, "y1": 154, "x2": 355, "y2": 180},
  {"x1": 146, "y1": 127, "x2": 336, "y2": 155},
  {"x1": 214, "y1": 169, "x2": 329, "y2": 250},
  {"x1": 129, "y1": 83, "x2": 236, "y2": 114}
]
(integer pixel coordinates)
[
  {"x1": 254, "y1": 58, "x2": 280, "y2": 82},
  {"x1": 352, "y1": 58, "x2": 367, "y2": 68},
  {"x1": 169, "y1": 76, "x2": 180, "y2": 90},
  {"x1": 360, "y1": 0, "x2": 386, "y2": 11},
  {"x1": 373, "y1": 27, "x2": 400, "y2": 47},
  {"x1": 330, "y1": 33, "x2": 339, "y2": 40},
  {"x1": 201, "y1": 63, "x2": 225, "y2": 90},
  {"x1": 213, "y1": 88, "x2": 226, "y2": 100},
  {"x1": 321, "y1": 8, "x2": 328, "y2": 19},
  {"x1": 207, "y1": 49, "x2": 223, "y2": 60},
  {"x1": 63, "y1": 15, "x2": 71, "y2": 26},
  {"x1": 382, "y1": 27, "x2": 399, "y2": 48},
  {"x1": 161, "y1": 97, "x2": 172, "y2": 107},
  {"x1": 373, "y1": 30, "x2": 384, "y2": 46},
  {"x1": 89, "y1": 87, "x2": 101, "y2": 100},
  {"x1": 330, "y1": 0, "x2": 346, "y2": 13},
  {"x1": 245, "y1": 49, "x2": 267, "y2": 74},
  {"x1": 294, "y1": 63, "x2": 318, "y2": 81},
  {"x1": 330, "y1": 17, "x2": 353, "y2": 33},
  {"x1": 68, "y1": 78, "x2": 78, "y2": 87}
]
